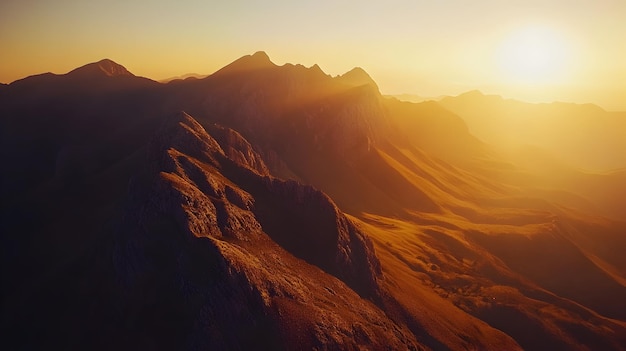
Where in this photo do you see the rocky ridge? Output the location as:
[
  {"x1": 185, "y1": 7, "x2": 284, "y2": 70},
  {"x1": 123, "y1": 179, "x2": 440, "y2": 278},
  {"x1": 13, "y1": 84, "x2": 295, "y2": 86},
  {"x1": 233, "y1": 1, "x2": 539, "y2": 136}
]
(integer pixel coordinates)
[{"x1": 112, "y1": 111, "x2": 418, "y2": 349}]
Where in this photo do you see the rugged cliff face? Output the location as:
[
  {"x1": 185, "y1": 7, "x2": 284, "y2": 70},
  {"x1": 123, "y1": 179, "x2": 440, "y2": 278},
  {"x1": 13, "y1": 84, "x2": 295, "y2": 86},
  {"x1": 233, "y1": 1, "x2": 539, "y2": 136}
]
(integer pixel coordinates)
[
  {"x1": 112, "y1": 112, "x2": 417, "y2": 350},
  {"x1": 205, "y1": 123, "x2": 270, "y2": 176}
]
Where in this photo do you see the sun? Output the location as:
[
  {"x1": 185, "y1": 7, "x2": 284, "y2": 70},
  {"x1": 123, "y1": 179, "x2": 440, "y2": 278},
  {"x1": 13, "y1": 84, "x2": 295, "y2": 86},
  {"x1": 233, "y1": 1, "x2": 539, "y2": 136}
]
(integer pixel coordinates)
[{"x1": 497, "y1": 26, "x2": 571, "y2": 85}]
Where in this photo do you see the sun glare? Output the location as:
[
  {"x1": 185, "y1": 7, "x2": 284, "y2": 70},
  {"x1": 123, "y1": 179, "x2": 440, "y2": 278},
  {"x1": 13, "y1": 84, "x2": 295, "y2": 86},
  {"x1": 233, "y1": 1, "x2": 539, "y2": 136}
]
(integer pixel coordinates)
[{"x1": 497, "y1": 26, "x2": 571, "y2": 85}]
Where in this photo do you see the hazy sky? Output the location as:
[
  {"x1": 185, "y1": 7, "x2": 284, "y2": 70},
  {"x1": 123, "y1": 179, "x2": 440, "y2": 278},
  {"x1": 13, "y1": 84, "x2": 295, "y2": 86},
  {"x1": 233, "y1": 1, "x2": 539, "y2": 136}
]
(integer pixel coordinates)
[{"x1": 1, "y1": 0, "x2": 625, "y2": 109}]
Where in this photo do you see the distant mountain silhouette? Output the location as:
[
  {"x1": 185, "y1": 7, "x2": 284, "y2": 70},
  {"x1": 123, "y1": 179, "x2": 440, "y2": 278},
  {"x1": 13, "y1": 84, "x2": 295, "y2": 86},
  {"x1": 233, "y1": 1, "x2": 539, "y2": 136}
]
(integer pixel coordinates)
[
  {"x1": 213, "y1": 50, "x2": 276, "y2": 75},
  {"x1": 1, "y1": 58, "x2": 156, "y2": 105},
  {"x1": 439, "y1": 90, "x2": 626, "y2": 171},
  {"x1": 2, "y1": 52, "x2": 626, "y2": 351},
  {"x1": 160, "y1": 73, "x2": 207, "y2": 83},
  {"x1": 437, "y1": 90, "x2": 626, "y2": 219},
  {"x1": 386, "y1": 93, "x2": 430, "y2": 103},
  {"x1": 0, "y1": 59, "x2": 160, "y2": 204},
  {"x1": 68, "y1": 58, "x2": 134, "y2": 77},
  {"x1": 336, "y1": 67, "x2": 380, "y2": 91}
]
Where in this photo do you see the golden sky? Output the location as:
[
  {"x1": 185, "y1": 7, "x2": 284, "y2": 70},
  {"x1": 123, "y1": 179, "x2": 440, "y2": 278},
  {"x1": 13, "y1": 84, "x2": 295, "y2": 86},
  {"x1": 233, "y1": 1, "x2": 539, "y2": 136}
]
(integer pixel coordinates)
[{"x1": 1, "y1": 0, "x2": 625, "y2": 110}]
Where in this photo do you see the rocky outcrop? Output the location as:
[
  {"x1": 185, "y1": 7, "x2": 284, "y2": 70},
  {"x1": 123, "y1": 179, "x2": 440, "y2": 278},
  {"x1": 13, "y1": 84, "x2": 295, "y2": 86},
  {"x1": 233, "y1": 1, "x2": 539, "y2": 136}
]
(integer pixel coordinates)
[
  {"x1": 253, "y1": 177, "x2": 383, "y2": 299},
  {"x1": 206, "y1": 123, "x2": 270, "y2": 175},
  {"x1": 112, "y1": 111, "x2": 418, "y2": 350},
  {"x1": 147, "y1": 112, "x2": 384, "y2": 297}
]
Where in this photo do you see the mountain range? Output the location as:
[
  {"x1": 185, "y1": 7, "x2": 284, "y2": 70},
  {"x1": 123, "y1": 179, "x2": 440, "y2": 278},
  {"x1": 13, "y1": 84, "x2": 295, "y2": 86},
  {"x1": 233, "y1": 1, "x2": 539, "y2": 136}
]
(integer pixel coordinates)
[{"x1": 1, "y1": 51, "x2": 625, "y2": 350}]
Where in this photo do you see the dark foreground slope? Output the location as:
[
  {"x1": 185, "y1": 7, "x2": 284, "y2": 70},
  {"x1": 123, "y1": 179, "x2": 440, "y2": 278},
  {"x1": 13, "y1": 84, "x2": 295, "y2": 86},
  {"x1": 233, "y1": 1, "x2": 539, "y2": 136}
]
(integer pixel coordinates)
[{"x1": 0, "y1": 105, "x2": 420, "y2": 349}]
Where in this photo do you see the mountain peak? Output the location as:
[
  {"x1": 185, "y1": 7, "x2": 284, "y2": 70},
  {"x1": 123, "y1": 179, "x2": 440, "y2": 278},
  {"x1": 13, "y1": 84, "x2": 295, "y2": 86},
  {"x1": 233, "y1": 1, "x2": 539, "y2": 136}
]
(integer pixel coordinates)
[
  {"x1": 214, "y1": 51, "x2": 276, "y2": 75},
  {"x1": 336, "y1": 67, "x2": 379, "y2": 91},
  {"x1": 460, "y1": 90, "x2": 508, "y2": 105},
  {"x1": 251, "y1": 50, "x2": 271, "y2": 62},
  {"x1": 309, "y1": 63, "x2": 325, "y2": 74},
  {"x1": 458, "y1": 90, "x2": 485, "y2": 98},
  {"x1": 67, "y1": 59, "x2": 133, "y2": 78}
]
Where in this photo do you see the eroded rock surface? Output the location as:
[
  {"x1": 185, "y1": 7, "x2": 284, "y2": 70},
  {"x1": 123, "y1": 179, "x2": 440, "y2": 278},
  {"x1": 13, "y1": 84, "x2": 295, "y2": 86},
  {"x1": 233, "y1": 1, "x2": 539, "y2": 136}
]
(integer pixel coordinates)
[{"x1": 112, "y1": 111, "x2": 419, "y2": 350}]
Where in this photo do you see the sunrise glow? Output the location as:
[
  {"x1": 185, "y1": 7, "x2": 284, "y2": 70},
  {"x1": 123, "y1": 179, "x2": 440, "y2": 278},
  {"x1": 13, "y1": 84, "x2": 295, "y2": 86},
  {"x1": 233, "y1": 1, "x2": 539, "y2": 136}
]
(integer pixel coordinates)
[
  {"x1": 1, "y1": 0, "x2": 625, "y2": 109},
  {"x1": 497, "y1": 26, "x2": 572, "y2": 85}
]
